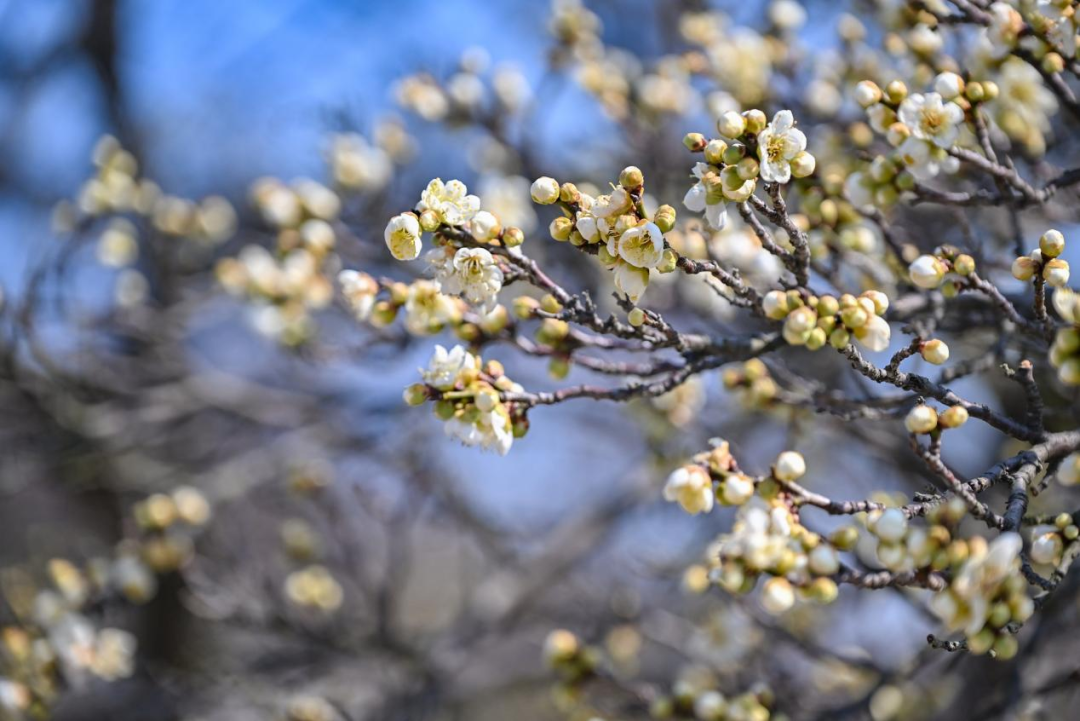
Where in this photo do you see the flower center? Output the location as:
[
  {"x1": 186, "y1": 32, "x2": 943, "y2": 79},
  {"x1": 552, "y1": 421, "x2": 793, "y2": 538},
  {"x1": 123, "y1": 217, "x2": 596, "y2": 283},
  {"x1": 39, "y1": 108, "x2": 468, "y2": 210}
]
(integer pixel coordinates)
[{"x1": 766, "y1": 135, "x2": 786, "y2": 162}]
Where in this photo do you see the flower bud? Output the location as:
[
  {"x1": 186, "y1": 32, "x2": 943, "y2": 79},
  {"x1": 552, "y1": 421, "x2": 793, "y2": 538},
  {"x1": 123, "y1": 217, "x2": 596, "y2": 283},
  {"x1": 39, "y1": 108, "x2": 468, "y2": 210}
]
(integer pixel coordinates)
[
  {"x1": 806, "y1": 577, "x2": 839, "y2": 604},
  {"x1": 829, "y1": 327, "x2": 851, "y2": 349},
  {"x1": 419, "y1": 209, "x2": 441, "y2": 232},
  {"x1": 1043, "y1": 258, "x2": 1070, "y2": 287},
  {"x1": 654, "y1": 205, "x2": 677, "y2": 233},
  {"x1": 530, "y1": 176, "x2": 560, "y2": 205},
  {"x1": 512, "y1": 295, "x2": 539, "y2": 319},
  {"x1": 704, "y1": 138, "x2": 727, "y2": 165},
  {"x1": 830, "y1": 526, "x2": 859, "y2": 551},
  {"x1": 619, "y1": 165, "x2": 644, "y2": 189},
  {"x1": 840, "y1": 305, "x2": 868, "y2": 329},
  {"x1": 683, "y1": 132, "x2": 707, "y2": 152},
  {"x1": 774, "y1": 451, "x2": 806, "y2": 482},
  {"x1": 904, "y1": 405, "x2": 938, "y2": 434},
  {"x1": 934, "y1": 72, "x2": 965, "y2": 100},
  {"x1": 939, "y1": 405, "x2": 968, "y2": 429},
  {"x1": 885, "y1": 80, "x2": 907, "y2": 104},
  {"x1": 1030, "y1": 532, "x2": 1062, "y2": 565},
  {"x1": 542, "y1": 629, "x2": 579, "y2": 667},
  {"x1": 1011, "y1": 256, "x2": 1037, "y2": 281},
  {"x1": 809, "y1": 545, "x2": 840, "y2": 576},
  {"x1": 953, "y1": 254, "x2": 975, "y2": 276},
  {"x1": 874, "y1": 508, "x2": 908, "y2": 543},
  {"x1": 855, "y1": 80, "x2": 883, "y2": 108},
  {"x1": 736, "y1": 157, "x2": 760, "y2": 180},
  {"x1": 763, "y1": 290, "x2": 790, "y2": 320},
  {"x1": 1040, "y1": 229, "x2": 1065, "y2": 258},
  {"x1": 805, "y1": 327, "x2": 827, "y2": 350},
  {"x1": 403, "y1": 383, "x2": 428, "y2": 407},
  {"x1": 743, "y1": 109, "x2": 767, "y2": 134},
  {"x1": 965, "y1": 81, "x2": 985, "y2": 102},
  {"x1": 502, "y1": 226, "x2": 524, "y2": 247},
  {"x1": 760, "y1": 577, "x2": 795, "y2": 615},
  {"x1": 549, "y1": 216, "x2": 573, "y2": 241},
  {"x1": 628, "y1": 307, "x2": 646, "y2": 327},
  {"x1": 790, "y1": 152, "x2": 816, "y2": 178},
  {"x1": 717, "y1": 110, "x2": 747, "y2": 138},
  {"x1": 921, "y1": 339, "x2": 949, "y2": 365},
  {"x1": 909, "y1": 254, "x2": 946, "y2": 289}
]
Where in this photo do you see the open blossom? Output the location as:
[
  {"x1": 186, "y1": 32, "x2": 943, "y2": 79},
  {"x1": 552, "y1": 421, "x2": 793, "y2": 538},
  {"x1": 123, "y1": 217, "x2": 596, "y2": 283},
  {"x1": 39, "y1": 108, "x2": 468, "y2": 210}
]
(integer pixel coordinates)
[
  {"x1": 385, "y1": 213, "x2": 422, "y2": 261},
  {"x1": 422, "y1": 344, "x2": 476, "y2": 390},
  {"x1": 931, "y1": 533, "x2": 1030, "y2": 638},
  {"x1": 440, "y1": 248, "x2": 504, "y2": 313},
  {"x1": 756, "y1": 110, "x2": 807, "y2": 183},
  {"x1": 683, "y1": 162, "x2": 728, "y2": 229},
  {"x1": 609, "y1": 222, "x2": 664, "y2": 269},
  {"x1": 418, "y1": 178, "x2": 480, "y2": 226},
  {"x1": 337, "y1": 269, "x2": 379, "y2": 320},
  {"x1": 663, "y1": 465, "x2": 714, "y2": 515},
  {"x1": 898, "y1": 93, "x2": 964, "y2": 149}
]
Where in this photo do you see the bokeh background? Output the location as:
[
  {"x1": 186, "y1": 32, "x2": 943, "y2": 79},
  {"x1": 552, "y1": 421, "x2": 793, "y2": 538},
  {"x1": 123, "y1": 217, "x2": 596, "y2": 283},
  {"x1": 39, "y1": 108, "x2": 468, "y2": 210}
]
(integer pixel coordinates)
[{"x1": 2, "y1": 1, "x2": 1079, "y2": 720}]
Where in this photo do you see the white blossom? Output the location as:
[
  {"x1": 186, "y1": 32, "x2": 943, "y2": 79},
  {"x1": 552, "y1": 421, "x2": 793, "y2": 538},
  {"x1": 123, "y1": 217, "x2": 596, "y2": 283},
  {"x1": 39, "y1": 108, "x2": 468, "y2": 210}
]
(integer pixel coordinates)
[
  {"x1": 756, "y1": 110, "x2": 807, "y2": 184},
  {"x1": 422, "y1": 344, "x2": 476, "y2": 390},
  {"x1": 384, "y1": 213, "x2": 422, "y2": 261},
  {"x1": 609, "y1": 222, "x2": 665, "y2": 269},
  {"x1": 898, "y1": 93, "x2": 964, "y2": 149}
]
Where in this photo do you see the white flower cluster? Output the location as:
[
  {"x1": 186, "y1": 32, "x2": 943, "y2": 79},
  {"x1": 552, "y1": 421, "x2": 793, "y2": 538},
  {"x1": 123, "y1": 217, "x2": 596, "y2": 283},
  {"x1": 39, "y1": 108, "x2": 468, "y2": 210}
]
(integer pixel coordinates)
[
  {"x1": 406, "y1": 344, "x2": 523, "y2": 456},
  {"x1": 531, "y1": 167, "x2": 677, "y2": 303},
  {"x1": 683, "y1": 109, "x2": 815, "y2": 232},
  {"x1": 383, "y1": 179, "x2": 512, "y2": 315},
  {"x1": 929, "y1": 533, "x2": 1031, "y2": 658},
  {"x1": 763, "y1": 288, "x2": 892, "y2": 352}
]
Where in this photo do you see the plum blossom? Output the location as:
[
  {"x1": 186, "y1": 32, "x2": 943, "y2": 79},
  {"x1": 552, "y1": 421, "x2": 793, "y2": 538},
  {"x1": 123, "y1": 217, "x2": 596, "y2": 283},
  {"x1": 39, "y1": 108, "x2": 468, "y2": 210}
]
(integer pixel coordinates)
[
  {"x1": 756, "y1": 110, "x2": 807, "y2": 183},
  {"x1": 422, "y1": 344, "x2": 476, "y2": 390}
]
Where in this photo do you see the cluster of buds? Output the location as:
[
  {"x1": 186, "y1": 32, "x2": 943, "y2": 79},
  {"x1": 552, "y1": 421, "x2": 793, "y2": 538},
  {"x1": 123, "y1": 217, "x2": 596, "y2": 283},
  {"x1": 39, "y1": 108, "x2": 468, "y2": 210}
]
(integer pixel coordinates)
[
  {"x1": 720, "y1": 359, "x2": 779, "y2": 410},
  {"x1": 707, "y1": 494, "x2": 843, "y2": 614},
  {"x1": 404, "y1": 344, "x2": 526, "y2": 455},
  {"x1": 683, "y1": 109, "x2": 814, "y2": 230},
  {"x1": 904, "y1": 402, "x2": 969, "y2": 434},
  {"x1": 861, "y1": 500, "x2": 966, "y2": 574},
  {"x1": 215, "y1": 178, "x2": 345, "y2": 344},
  {"x1": 929, "y1": 533, "x2": 1032, "y2": 658},
  {"x1": 1028, "y1": 513, "x2": 1078, "y2": 567},
  {"x1": 907, "y1": 244, "x2": 976, "y2": 292},
  {"x1": 0, "y1": 487, "x2": 211, "y2": 717},
  {"x1": 649, "y1": 668, "x2": 773, "y2": 721},
  {"x1": 663, "y1": 441, "x2": 758, "y2": 514},
  {"x1": 56, "y1": 135, "x2": 237, "y2": 245},
  {"x1": 1011, "y1": 229, "x2": 1071, "y2": 288},
  {"x1": 852, "y1": 74, "x2": 983, "y2": 188},
  {"x1": 1050, "y1": 287, "x2": 1080, "y2": 385},
  {"x1": 531, "y1": 167, "x2": 677, "y2": 303},
  {"x1": 764, "y1": 288, "x2": 892, "y2": 352},
  {"x1": 132, "y1": 486, "x2": 212, "y2": 574}
]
